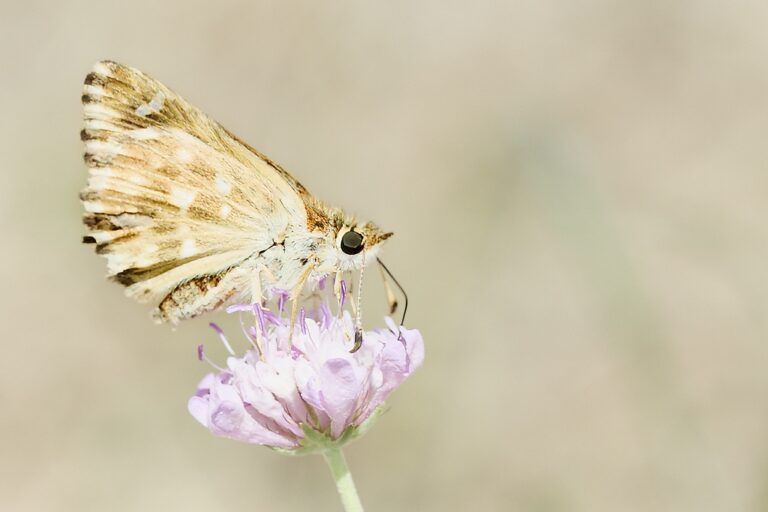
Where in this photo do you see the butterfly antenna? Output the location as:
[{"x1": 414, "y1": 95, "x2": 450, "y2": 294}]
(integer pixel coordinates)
[{"x1": 376, "y1": 257, "x2": 408, "y2": 328}]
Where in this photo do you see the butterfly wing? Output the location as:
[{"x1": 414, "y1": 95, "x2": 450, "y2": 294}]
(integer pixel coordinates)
[{"x1": 80, "y1": 61, "x2": 308, "y2": 322}]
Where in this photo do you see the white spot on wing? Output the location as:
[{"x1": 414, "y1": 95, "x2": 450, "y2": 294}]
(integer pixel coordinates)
[
  {"x1": 170, "y1": 186, "x2": 197, "y2": 210},
  {"x1": 219, "y1": 204, "x2": 232, "y2": 218},
  {"x1": 106, "y1": 253, "x2": 127, "y2": 274},
  {"x1": 85, "y1": 139, "x2": 121, "y2": 162},
  {"x1": 92, "y1": 62, "x2": 113, "y2": 77},
  {"x1": 91, "y1": 230, "x2": 122, "y2": 244},
  {"x1": 136, "y1": 91, "x2": 166, "y2": 117},
  {"x1": 84, "y1": 103, "x2": 116, "y2": 120},
  {"x1": 175, "y1": 147, "x2": 193, "y2": 163},
  {"x1": 135, "y1": 244, "x2": 160, "y2": 267},
  {"x1": 82, "y1": 200, "x2": 104, "y2": 212},
  {"x1": 149, "y1": 92, "x2": 165, "y2": 110},
  {"x1": 215, "y1": 174, "x2": 232, "y2": 195},
  {"x1": 128, "y1": 174, "x2": 148, "y2": 186},
  {"x1": 113, "y1": 213, "x2": 152, "y2": 228},
  {"x1": 89, "y1": 167, "x2": 116, "y2": 178},
  {"x1": 180, "y1": 239, "x2": 197, "y2": 258},
  {"x1": 129, "y1": 127, "x2": 161, "y2": 140},
  {"x1": 83, "y1": 84, "x2": 105, "y2": 97},
  {"x1": 135, "y1": 256, "x2": 154, "y2": 268},
  {"x1": 88, "y1": 176, "x2": 109, "y2": 191}
]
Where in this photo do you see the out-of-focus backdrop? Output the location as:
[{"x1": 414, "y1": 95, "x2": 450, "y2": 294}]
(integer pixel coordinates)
[{"x1": 2, "y1": 2, "x2": 768, "y2": 511}]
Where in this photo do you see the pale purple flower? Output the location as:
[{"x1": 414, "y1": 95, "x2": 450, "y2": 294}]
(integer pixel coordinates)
[{"x1": 188, "y1": 302, "x2": 424, "y2": 452}]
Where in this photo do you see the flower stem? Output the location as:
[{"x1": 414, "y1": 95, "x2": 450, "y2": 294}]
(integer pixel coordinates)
[{"x1": 322, "y1": 447, "x2": 364, "y2": 512}]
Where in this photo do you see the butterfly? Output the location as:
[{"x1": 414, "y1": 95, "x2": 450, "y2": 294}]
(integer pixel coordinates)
[{"x1": 80, "y1": 61, "x2": 397, "y2": 338}]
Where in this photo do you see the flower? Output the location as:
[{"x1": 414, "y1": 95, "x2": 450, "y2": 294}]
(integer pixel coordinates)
[{"x1": 188, "y1": 300, "x2": 424, "y2": 453}]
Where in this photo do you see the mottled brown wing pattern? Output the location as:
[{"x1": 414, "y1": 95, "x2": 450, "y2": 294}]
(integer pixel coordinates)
[{"x1": 80, "y1": 61, "x2": 309, "y2": 322}]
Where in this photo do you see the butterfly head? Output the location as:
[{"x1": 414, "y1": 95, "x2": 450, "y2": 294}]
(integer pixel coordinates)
[{"x1": 334, "y1": 221, "x2": 393, "y2": 271}]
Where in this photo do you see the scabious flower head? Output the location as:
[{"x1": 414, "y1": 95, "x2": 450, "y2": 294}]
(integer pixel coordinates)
[{"x1": 188, "y1": 298, "x2": 423, "y2": 453}]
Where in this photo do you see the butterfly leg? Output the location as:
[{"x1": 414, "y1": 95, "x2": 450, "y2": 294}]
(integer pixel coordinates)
[
  {"x1": 333, "y1": 270, "x2": 343, "y2": 310},
  {"x1": 248, "y1": 261, "x2": 280, "y2": 305},
  {"x1": 330, "y1": 270, "x2": 364, "y2": 353},
  {"x1": 288, "y1": 261, "x2": 316, "y2": 342},
  {"x1": 250, "y1": 270, "x2": 263, "y2": 307},
  {"x1": 377, "y1": 264, "x2": 399, "y2": 315}
]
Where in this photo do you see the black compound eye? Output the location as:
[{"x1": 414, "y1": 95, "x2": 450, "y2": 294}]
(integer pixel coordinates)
[{"x1": 340, "y1": 230, "x2": 365, "y2": 255}]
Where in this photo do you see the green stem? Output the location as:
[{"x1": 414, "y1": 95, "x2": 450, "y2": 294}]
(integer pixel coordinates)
[{"x1": 322, "y1": 447, "x2": 364, "y2": 512}]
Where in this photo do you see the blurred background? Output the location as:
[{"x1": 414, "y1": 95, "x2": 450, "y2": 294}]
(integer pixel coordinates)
[{"x1": 2, "y1": 1, "x2": 768, "y2": 511}]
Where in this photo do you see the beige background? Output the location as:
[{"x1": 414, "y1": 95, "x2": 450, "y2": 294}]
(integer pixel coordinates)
[{"x1": 2, "y1": 1, "x2": 768, "y2": 511}]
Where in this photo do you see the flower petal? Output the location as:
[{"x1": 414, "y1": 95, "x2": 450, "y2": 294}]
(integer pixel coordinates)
[
  {"x1": 188, "y1": 301, "x2": 424, "y2": 450},
  {"x1": 318, "y1": 357, "x2": 364, "y2": 437}
]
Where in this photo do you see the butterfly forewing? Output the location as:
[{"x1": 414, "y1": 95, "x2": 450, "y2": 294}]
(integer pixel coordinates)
[{"x1": 80, "y1": 61, "x2": 309, "y2": 321}]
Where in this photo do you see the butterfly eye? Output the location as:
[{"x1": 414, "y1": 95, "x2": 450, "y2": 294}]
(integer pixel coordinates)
[{"x1": 340, "y1": 230, "x2": 364, "y2": 255}]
